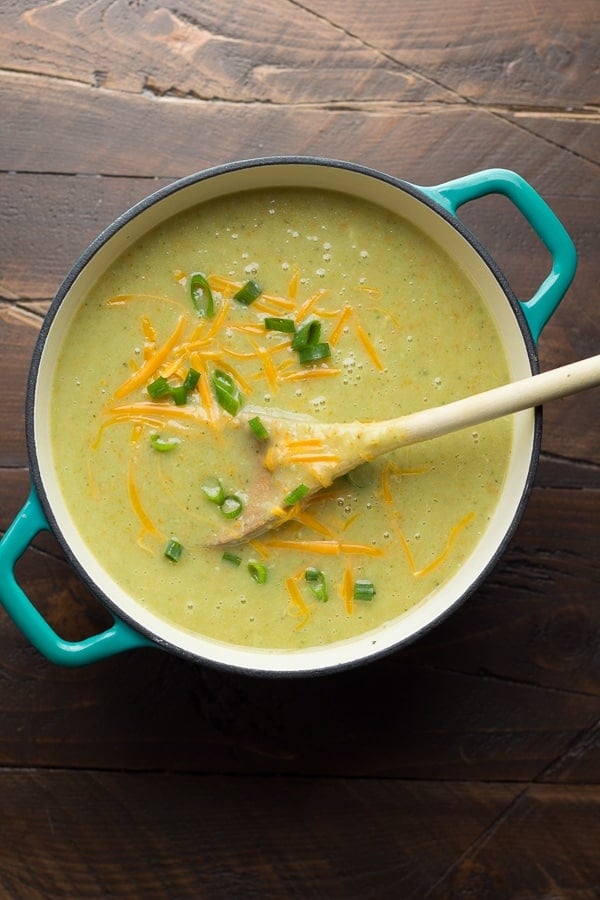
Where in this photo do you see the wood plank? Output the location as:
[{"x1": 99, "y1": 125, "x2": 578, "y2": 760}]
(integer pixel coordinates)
[
  {"x1": 0, "y1": 304, "x2": 40, "y2": 467},
  {"x1": 0, "y1": 771, "x2": 523, "y2": 899},
  {"x1": 497, "y1": 111, "x2": 600, "y2": 167},
  {"x1": 1, "y1": 627, "x2": 593, "y2": 778},
  {"x1": 0, "y1": 173, "x2": 174, "y2": 304},
  {"x1": 2, "y1": 71, "x2": 598, "y2": 183},
  {"x1": 539, "y1": 719, "x2": 600, "y2": 784},
  {"x1": 428, "y1": 784, "x2": 600, "y2": 898},
  {"x1": 0, "y1": 0, "x2": 451, "y2": 104},
  {"x1": 302, "y1": 0, "x2": 600, "y2": 108},
  {"x1": 1, "y1": 772, "x2": 598, "y2": 899},
  {"x1": 1, "y1": 0, "x2": 597, "y2": 108}
]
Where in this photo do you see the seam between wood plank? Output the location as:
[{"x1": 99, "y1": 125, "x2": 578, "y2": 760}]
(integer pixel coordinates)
[
  {"x1": 402, "y1": 663, "x2": 600, "y2": 701},
  {"x1": 423, "y1": 785, "x2": 530, "y2": 897},
  {"x1": 534, "y1": 718, "x2": 600, "y2": 783},
  {"x1": 3, "y1": 67, "x2": 598, "y2": 120}
]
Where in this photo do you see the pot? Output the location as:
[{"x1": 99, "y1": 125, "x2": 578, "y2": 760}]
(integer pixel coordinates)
[{"x1": 0, "y1": 158, "x2": 577, "y2": 674}]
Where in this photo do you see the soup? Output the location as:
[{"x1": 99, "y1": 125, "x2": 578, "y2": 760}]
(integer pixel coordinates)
[{"x1": 50, "y1": 188, "x2": 512, "y2": 649}]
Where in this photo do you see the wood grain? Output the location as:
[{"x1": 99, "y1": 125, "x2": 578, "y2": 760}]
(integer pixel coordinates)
[
  {"x1": 1, "y1": 0, "x2": 597, "y2": 107},
  {"x1": 1, "y1": 1, "x2": 598, "y2": 895},
  {"x1": 0, "y1": 772, "x2": 598, "y2": 899}
]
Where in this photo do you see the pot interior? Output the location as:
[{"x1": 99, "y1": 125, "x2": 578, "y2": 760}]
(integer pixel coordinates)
[{"x1": 30, "y1": 160, "x2": 537, "y2": 673}]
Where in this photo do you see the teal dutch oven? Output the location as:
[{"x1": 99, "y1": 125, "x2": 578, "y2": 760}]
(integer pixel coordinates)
[{"x1": 0, "y1": 160, "x2": 577, "y2": 674}]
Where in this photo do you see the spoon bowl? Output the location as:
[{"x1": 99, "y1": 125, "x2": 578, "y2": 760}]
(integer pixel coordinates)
[{"x1": 212, "y1": 354, "x2": 600, "y2": 546}]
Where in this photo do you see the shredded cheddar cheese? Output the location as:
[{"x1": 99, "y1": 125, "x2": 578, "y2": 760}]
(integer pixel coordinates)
[
  {"x1": 294, "y1": 289, "x2": 328, "y2": 324},
  {"x1": 329, "y1": 305, "x2": 352, "y2": 347},
  {"x1": 340, "y1": 559, "x2": 354, "y2": 615},
  {"x1": 353, "y1": 319, "x2": 384, "y2": 371},
  {"x1": 127, "y1": 456, "x2": 161, "y2": 538},
  {"x1": 280, "y1": 368, "x2": 341, "y2": 382},
  {"x1": 113, "y1": 315, "x2": 187, "y2": 401},
  {"x1": 285, "y1": 576, "x2": 311, "y2": 630},
  {"x1": 413, "y1": 512, "x2": 475, "y2": 578}
]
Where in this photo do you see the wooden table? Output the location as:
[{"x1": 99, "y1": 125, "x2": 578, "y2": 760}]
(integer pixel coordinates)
[{"x1": 1, "y1": 2, "x2": 598, "y2": 896}]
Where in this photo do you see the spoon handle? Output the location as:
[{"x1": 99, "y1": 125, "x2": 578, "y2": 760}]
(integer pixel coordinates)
[{"x1": 364, "y1": 354, "x2": 600, "y2": 454}]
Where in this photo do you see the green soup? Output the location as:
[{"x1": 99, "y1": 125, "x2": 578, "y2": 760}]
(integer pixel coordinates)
[{"x1": 50, "y1": 188, "x2": 512, "y2": 649}]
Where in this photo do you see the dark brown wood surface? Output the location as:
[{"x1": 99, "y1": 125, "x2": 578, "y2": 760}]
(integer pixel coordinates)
[{"x1": 1, "y1": 2, "x2": 598, "y2": 897}]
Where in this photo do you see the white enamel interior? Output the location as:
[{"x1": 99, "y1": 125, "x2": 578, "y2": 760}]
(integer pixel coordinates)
[{"x1": 32, "y1": 161, "x2": 536, "y2": 674}]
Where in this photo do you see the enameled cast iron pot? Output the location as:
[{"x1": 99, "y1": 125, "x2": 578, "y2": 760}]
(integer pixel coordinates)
[{"x1": 0, "y1": 158, "x2": 577, "y2": 674}]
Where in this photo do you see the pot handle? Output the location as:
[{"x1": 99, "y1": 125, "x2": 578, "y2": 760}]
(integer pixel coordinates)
[
  {"x1": 420, "y1": 168, "x2": 577, "y2": 344},
  {"x1": 0, "y1": 486, "x2": 152, "y2": 665}
]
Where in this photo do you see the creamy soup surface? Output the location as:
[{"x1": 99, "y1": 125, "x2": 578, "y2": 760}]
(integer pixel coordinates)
[{"x1": 50, "y1": 188, "x2": 512, "y2": 649}]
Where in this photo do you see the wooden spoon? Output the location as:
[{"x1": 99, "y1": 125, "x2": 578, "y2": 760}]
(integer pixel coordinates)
[{"x1": 209, "y1": 354, "x2": 600, "y2": 546}]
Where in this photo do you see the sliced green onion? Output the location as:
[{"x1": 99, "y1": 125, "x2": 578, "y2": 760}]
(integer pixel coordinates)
[
  {"x1": 297, "y1": 342, "x2": 331, "y2": 365},
  {"x1": 147, "y1": 375, "x2": 172, "y2": 400},
  {"x1": 248, "y1": 415, "x2": 270, "y2": 440},
  {"x1": 305, "y1": 567, "x2": 328, "y2": 602},
  {"x1": 190, "y1": 272, "x2": 214, "y2": 317},
  {"x1": 212, "y1": 369, "x2": 242, "y2": 416},
  {"x1": 170, "y1": 384, "x2": 188, "y2": 406},
  {"x1": 283, "y1": 483, "x2": 310, "y2": 506},
  {"x1": 264, "y1": 316, "x2": 296, "y2": 333},
  {"x1": 234, "y1": 280, "x2": 262, "y2": 306},
  {"x1": 183, "y1": 367, "x2": 200, "y2": 391},
  {"x1": 222, "y1": 551, "x2": 242, "y2": 567},
  {"x1": 221, "y1": 494, "x2": 244, "y2": 519},
  {"x1": 354, "y1": 579, "x2": 376, "y2": 601},
  {"x1": 248, "y1": 560, "x2": 268, "y2": 584},
  {"x1": 150, "y1": 433, "x2": 180, "y2": 453},
  {"x1": 164, "y1": 539, "x2": 183, "y2": 563},
  {"x1": 201, "y1": 477, "x2": 226, "y2": 505},
  {"x1": 291, "y1": 319, "x2": 321, "y2": 350}
]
